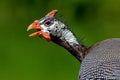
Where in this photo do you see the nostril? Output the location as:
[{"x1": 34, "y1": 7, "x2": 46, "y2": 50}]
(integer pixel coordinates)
[
  {"x1": 33, "y1": 22, "x2": 38, "y2": 26},
  {"x1": 35, "y1": 23, "x2": 38, "y2": 25}
]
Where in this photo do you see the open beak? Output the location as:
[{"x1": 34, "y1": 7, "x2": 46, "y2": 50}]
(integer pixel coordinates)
[{"x1": 27, "y1": 20, "x2": 51, "y2": 42}]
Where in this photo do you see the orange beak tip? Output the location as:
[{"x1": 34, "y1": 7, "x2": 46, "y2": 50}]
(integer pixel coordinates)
[
  {"x1": 27, "y1": 24, "x2": 33, "y2": 31},
  {"x1": 28, "y1": 34, "x2": 34, "y2": 37},
  {"x1": 28, "y1": 31, "x2": 41, "y2": 37},
  {"x1": 28, "y1": 35, "x2": 33, "y2": 37}
]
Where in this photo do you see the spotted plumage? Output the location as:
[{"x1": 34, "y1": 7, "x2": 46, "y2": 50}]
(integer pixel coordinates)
[{"x1": 79, "y1": 38, "x2": 120, "y2": 80}]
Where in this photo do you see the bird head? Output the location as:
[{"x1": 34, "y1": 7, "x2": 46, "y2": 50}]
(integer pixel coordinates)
[
  {"x1": 27, "y1": 9, "x2": 65, "y2": 42},
  {"x1": 27, "y1": 9, "x2": 86, "y2": 61}
]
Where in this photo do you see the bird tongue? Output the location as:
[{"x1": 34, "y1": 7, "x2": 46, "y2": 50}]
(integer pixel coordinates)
[{"x1": 27, "y1": 20, "x2": 51, "y2": 42}]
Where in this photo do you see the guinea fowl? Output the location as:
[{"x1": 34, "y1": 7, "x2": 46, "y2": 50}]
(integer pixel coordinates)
[{"x1": 27, "y1": 10, "x2": 120, "y2": 80}]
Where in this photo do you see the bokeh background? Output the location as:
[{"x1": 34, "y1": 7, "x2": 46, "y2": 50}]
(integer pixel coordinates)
[{"x1": 0, "y1": 0, "x2": 120, "y2": 80}]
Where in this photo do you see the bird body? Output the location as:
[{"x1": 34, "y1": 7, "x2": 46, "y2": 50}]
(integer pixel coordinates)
[
  {"x1": 27, "y1": 10, "x2": 120, "y2": 80},
  {"x1": 79, "y1": 38, "x2": 120, "y2": 80}
]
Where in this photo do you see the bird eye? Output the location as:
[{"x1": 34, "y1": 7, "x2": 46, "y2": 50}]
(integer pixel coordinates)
[{"x1": 44, "y1": 21, "x2": 51, "y2": 27}]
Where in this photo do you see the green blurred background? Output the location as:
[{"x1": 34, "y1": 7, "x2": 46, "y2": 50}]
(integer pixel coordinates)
[{"x1": 0, "y1": 0, "x2": 120, "y2": 80}]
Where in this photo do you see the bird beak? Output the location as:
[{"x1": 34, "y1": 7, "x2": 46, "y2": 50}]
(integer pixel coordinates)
[
  {"x1": 27, "y1": 20, "x2": 42, "y2": 31},
  {"x1": 27, "y1": 20, "x2": 51, "y2": 42}
]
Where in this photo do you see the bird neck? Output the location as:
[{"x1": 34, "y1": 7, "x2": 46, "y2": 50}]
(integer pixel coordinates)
[{"x1": 51, "y1": 26, "x2": 87, "y2": 62}]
